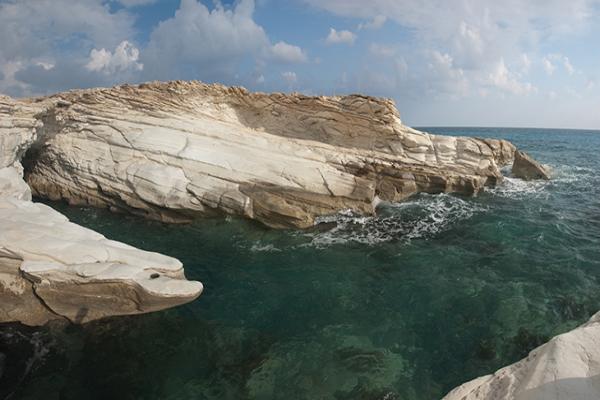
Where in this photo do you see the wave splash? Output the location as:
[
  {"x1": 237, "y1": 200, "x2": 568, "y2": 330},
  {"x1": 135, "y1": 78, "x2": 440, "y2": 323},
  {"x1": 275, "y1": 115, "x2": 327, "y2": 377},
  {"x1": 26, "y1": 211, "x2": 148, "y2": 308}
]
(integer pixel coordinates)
[{"x1": 303, "y1": 194, "x2": 486, "y2": 248}]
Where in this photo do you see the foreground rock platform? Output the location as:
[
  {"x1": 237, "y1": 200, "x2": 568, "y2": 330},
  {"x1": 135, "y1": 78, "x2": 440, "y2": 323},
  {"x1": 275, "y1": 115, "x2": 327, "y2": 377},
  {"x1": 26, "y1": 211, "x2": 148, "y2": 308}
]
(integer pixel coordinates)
[
  {"x1": 0, "y1": 198, "x2": 202, "y2": 325},
  {"x1": 443, "y1": 311, "x2": 600, "y2": 400},
  {"x1": 19, "y1": 81, "x2": 519, "y2": 229}
]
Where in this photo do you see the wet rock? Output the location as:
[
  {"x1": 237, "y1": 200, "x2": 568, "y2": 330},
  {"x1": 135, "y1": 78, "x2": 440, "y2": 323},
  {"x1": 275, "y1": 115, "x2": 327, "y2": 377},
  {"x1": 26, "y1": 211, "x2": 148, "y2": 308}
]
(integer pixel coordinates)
[{"x1": 512, "y1": 150, "x2": 551, "y2": 180}]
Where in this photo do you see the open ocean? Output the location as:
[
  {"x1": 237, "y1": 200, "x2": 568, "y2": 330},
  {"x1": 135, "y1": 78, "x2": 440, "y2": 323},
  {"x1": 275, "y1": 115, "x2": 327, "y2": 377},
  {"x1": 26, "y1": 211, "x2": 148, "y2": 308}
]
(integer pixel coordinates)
[{"x1": 2, "y1": 127, "x2": 600, "y2": 399}]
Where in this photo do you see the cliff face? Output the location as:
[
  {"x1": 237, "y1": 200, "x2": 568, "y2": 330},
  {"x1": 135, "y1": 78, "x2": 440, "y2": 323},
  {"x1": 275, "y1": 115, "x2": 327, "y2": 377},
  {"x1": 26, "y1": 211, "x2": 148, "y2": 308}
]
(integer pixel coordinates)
[
  {"x1": 21, "y1": 81, "x2": 515, "y2": 229},
  {"x1": 443, "y1": 312, "x2": 600, "y2": 400},
  {"x1": 0, "y1": 95, "x2": 202, "y2": 326}
]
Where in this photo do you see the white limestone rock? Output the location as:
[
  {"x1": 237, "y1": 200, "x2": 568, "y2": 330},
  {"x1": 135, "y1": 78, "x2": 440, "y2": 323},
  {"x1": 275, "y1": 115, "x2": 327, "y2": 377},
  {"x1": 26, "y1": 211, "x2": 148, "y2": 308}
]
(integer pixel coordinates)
[
  {"x1": 443, "y1": 312, "x2": 600, "y2": 400},
  {"x1": 18, "y1": 81, "x2": 517, "y2": 229},
  {"x1": 0, "y1": 93, "x2": 203, "y2": 326},
  {"x1": 0, "y1": 197, "x2": 202, "y2": 325}
]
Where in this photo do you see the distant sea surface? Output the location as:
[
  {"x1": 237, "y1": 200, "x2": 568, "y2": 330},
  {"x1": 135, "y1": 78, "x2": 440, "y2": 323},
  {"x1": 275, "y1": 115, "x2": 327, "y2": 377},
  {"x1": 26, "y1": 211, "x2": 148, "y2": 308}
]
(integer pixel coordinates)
[{"x1": 3, "y1": 127, "x2": 600, "y2": 399}]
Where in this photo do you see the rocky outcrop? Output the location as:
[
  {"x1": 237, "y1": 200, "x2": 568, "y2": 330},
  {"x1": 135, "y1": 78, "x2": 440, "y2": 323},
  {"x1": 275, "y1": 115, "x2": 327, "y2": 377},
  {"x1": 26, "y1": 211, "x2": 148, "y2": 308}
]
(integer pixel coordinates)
[
  {"x1": 18, "y1": 81, "x2": 518, "y2": 229},
  {"x1": 443, "y1": 312, "x2": 600, "y2": 400},
  {"x1": 512, "y1": 150, "x2": 551, "y2": 180},
  {"x1": 0, "y1": 198, "x2": 203, "y2": 325},
  {"x1": 0, "y1": 95, "x2": 202, "y2": 326}
]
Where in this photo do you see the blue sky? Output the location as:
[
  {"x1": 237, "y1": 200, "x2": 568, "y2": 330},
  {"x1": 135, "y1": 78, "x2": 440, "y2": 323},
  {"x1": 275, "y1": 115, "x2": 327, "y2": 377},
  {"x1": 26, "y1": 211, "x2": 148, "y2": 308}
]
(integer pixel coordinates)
[{"x1": 1, "y1": 0, "x2": 600, "y2": 128}]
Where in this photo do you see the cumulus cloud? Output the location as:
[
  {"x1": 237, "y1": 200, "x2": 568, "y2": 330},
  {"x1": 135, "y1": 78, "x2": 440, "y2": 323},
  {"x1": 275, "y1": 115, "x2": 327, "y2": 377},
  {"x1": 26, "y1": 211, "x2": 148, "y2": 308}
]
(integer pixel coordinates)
[
  {"x1": 270, "y1": 41, "x2": 308, "y2": 63},
  {"x1": 487, "y1": 58, "x2": 535, "y2": 95},
  {"x1": 542, "y1": 57, "x2": 556, "y2": 76},
  {"x1": 543, "y1": 54, "x2": 576, "y2": 76},
  {"x1": 143, "y1": 0, "x2": 269, "y2": 80},
  {"x1": 142, "y1": 0, "x2": 306, "y2": 84},
  {"x1": 325, "y1": 28, "x2": 357, "y2": 45},
  {"x1": 86, "y1": 41, "x2": 143, "y2": 74},
  {"x1": 0, "y1": 0, "x2": 136, "y2": 96}
]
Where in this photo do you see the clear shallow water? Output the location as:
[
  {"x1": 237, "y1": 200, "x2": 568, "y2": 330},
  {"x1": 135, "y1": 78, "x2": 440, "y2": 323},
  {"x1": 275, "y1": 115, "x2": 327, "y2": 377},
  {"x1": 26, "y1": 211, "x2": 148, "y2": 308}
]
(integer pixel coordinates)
[{"x1": 2, "y1": 127, "x2": 600, "y2": 400}]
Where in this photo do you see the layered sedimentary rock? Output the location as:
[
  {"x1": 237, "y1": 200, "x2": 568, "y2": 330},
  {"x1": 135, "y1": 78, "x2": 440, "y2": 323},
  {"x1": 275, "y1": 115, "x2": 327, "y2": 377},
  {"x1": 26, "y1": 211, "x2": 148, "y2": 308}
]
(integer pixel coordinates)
[
  {"x1": 443, "y1": 311, "x2": 600, "y2": 400},
  {"x1": 0, "y1": 95, "x2": 202, "y2": 326},
  {"x1": 20, "y1": 81, "x2": 517, "y2": 229}
]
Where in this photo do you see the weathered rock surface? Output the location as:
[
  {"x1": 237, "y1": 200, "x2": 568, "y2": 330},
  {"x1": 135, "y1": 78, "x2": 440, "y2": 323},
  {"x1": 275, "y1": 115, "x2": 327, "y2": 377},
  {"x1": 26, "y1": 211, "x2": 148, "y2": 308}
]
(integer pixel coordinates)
[
  {"x1": 0, "y1": 94, "x2": 203, "y2": 326},
  {"x1": 512, "y1": 150, "x2": 551, "y2": 180},
  {"x1": 18, "y1": 81, "x2": 517, "y2": 229},
  {"x1": 443, "y1": 311, "x2": 600, "y2": 400},
  {"x1": 0, "y1": 198, "x2": 203, "y2": 325}
]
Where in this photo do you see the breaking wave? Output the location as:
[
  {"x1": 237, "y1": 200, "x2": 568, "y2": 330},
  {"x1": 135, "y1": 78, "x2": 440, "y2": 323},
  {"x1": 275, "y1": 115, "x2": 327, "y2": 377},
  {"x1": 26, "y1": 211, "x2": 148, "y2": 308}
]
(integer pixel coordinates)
[{"x1": 302, "y1": 193, "x2": 486, "y2": 248}]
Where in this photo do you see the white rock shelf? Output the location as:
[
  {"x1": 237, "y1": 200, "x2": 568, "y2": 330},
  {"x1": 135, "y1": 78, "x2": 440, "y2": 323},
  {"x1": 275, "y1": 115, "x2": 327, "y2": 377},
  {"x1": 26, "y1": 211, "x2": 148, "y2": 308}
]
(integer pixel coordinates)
[{"x1": 0, "y1": 196, "x2": 203, "y2": 325}]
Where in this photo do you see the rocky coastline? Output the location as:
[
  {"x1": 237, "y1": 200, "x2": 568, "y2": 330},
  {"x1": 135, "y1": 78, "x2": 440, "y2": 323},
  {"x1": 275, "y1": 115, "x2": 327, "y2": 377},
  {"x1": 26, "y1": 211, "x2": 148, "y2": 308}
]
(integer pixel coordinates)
[{"x1": 3, "y1": 80, "x2": 579, "y2": 398}]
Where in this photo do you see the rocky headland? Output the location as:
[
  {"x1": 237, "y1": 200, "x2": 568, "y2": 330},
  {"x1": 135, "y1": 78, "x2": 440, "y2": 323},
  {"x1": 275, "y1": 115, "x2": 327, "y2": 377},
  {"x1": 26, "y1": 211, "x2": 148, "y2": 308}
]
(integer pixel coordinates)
[{"x1": 19, "y1": 81, "x2": 517, "y2": 229}]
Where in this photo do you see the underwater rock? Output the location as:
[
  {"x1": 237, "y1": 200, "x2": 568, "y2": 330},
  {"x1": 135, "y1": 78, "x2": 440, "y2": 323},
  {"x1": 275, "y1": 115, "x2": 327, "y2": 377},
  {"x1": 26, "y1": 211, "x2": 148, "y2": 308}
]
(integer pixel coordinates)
[
  {"x1": 443, "y1": 311, "x2": 600, "y2": 400},
  {"x1": 7, "y1": 80, "x2": 521, "y2": 228},
  {"x1": 512, "y1": 150, "x2": 551, "y2": 180}
]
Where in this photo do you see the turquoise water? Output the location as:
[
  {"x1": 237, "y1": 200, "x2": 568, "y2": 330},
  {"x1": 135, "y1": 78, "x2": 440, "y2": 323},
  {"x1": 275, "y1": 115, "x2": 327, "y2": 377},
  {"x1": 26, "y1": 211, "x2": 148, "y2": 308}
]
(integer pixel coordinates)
[{"x1": 2, "y1": 128, "x2": 600, "y2": 399}]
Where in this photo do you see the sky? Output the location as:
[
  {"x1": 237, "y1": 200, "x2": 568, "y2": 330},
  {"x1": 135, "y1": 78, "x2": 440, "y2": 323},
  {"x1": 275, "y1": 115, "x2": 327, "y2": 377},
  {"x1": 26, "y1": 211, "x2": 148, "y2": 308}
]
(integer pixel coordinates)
[{"x1": 1, "y1": 0, "x2": 600, "y2": 129}]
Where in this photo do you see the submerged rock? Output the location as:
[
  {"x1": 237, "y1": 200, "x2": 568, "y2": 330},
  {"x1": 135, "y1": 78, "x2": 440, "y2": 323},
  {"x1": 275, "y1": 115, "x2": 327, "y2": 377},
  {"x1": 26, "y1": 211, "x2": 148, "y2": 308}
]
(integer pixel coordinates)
[
  {"x1": 7, "y1": 80, "x2": 520, "y2": 229},
  {"x1": 443, "y1": 311, "x2": 600, "y2": 400},
  {"x1": 512, "y1": 150, "x2": 551, "y2": 180}
]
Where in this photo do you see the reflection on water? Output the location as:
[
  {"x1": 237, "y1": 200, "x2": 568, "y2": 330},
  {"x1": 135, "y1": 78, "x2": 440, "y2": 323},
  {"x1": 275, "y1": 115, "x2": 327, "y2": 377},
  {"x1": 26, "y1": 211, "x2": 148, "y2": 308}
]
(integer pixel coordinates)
[{"x1": 2, "y1": 128, "x2": 600, "y2": 399}]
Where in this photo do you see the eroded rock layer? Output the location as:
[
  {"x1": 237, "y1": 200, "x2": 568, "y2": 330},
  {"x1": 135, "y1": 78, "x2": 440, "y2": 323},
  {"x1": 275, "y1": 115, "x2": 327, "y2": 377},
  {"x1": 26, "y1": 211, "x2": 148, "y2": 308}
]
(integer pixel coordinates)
[{"x1": 19, "y1": 81, "x2": 516, "y2": 228}]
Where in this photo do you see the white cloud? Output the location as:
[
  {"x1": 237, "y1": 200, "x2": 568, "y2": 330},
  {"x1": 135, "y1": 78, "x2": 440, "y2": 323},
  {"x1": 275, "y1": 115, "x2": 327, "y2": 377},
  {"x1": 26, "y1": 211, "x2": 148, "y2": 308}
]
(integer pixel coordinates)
[
  {"x1": 86, "y1": 41, "x2": 143, "y2": 74},
  {"x1": 520, "y1": 53, "x2": 532, "y2": 74},
  {"x1": 0, "y1": 0, "x2": 137, "y2": 96},
  {"x1": 270, "y1": 41, "x2": 308, "y2": 63},
  {"x1": 369, "y1": 43, "x2": 396, "y2": 58},
  {"x1": 563, "y1": 57, "x2": 575, "y2": 75},
  {"x1": 487, "y1": 58, "x2": 535, "y2": 95},
  {"x1": 117, "y1": 0, "x2": 158, "y2": 7},
  {"x1": 544, "y1": 54, "x2": 576, "y2": 76},
  {"x1": 542, "y1": 57, "x2": 556, "y2": 75},
  {"x1": 142, "y1": 0, "x2": 306, "y2": 83},
  {"x1": 325, "y1": 28, "x2": 357, "y2": 45},
  {"x1": 306, "y1": 0, "x2": 596, "y2": 74},
  {"x1": 358, "y1": 15, "x2": 386, "y2": 30},
  {"x1": 143, "y1": 0, "x2": 270, "y2": 79}
]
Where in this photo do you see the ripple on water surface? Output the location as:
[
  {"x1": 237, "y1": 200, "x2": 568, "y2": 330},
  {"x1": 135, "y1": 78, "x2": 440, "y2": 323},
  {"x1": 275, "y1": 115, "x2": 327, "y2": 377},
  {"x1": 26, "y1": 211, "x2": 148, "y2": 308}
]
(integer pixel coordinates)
[{"x1": 3, "y1": 128, "x2": 600, "y2": 400}]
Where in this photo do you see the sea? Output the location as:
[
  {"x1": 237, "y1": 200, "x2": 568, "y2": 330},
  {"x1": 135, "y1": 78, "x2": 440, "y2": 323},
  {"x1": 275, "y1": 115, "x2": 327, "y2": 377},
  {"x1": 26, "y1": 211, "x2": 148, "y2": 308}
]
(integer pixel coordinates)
[{"x1": 2, "y1": 127, "x2": 600, "y2": 399}]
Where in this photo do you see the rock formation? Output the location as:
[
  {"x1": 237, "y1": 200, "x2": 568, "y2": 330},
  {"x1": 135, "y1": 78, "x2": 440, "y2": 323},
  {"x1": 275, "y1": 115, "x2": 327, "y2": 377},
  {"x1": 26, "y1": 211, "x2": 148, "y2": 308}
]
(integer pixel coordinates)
[
  {"x1": 0, "y1": 95, "x2": 202, "y2": 326},
  {"x1": 0, "y1": 80, "x2": 549, "y2": 326},
  {"x1": 19, "y1": 81, "x2": 518, "y2": 229},
  {"x1": 443, "y1": 311, "x2": 600, "y2": 400},
  {"x1": 512, "y1": 150, "x2": 551, "y2": 180}
]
